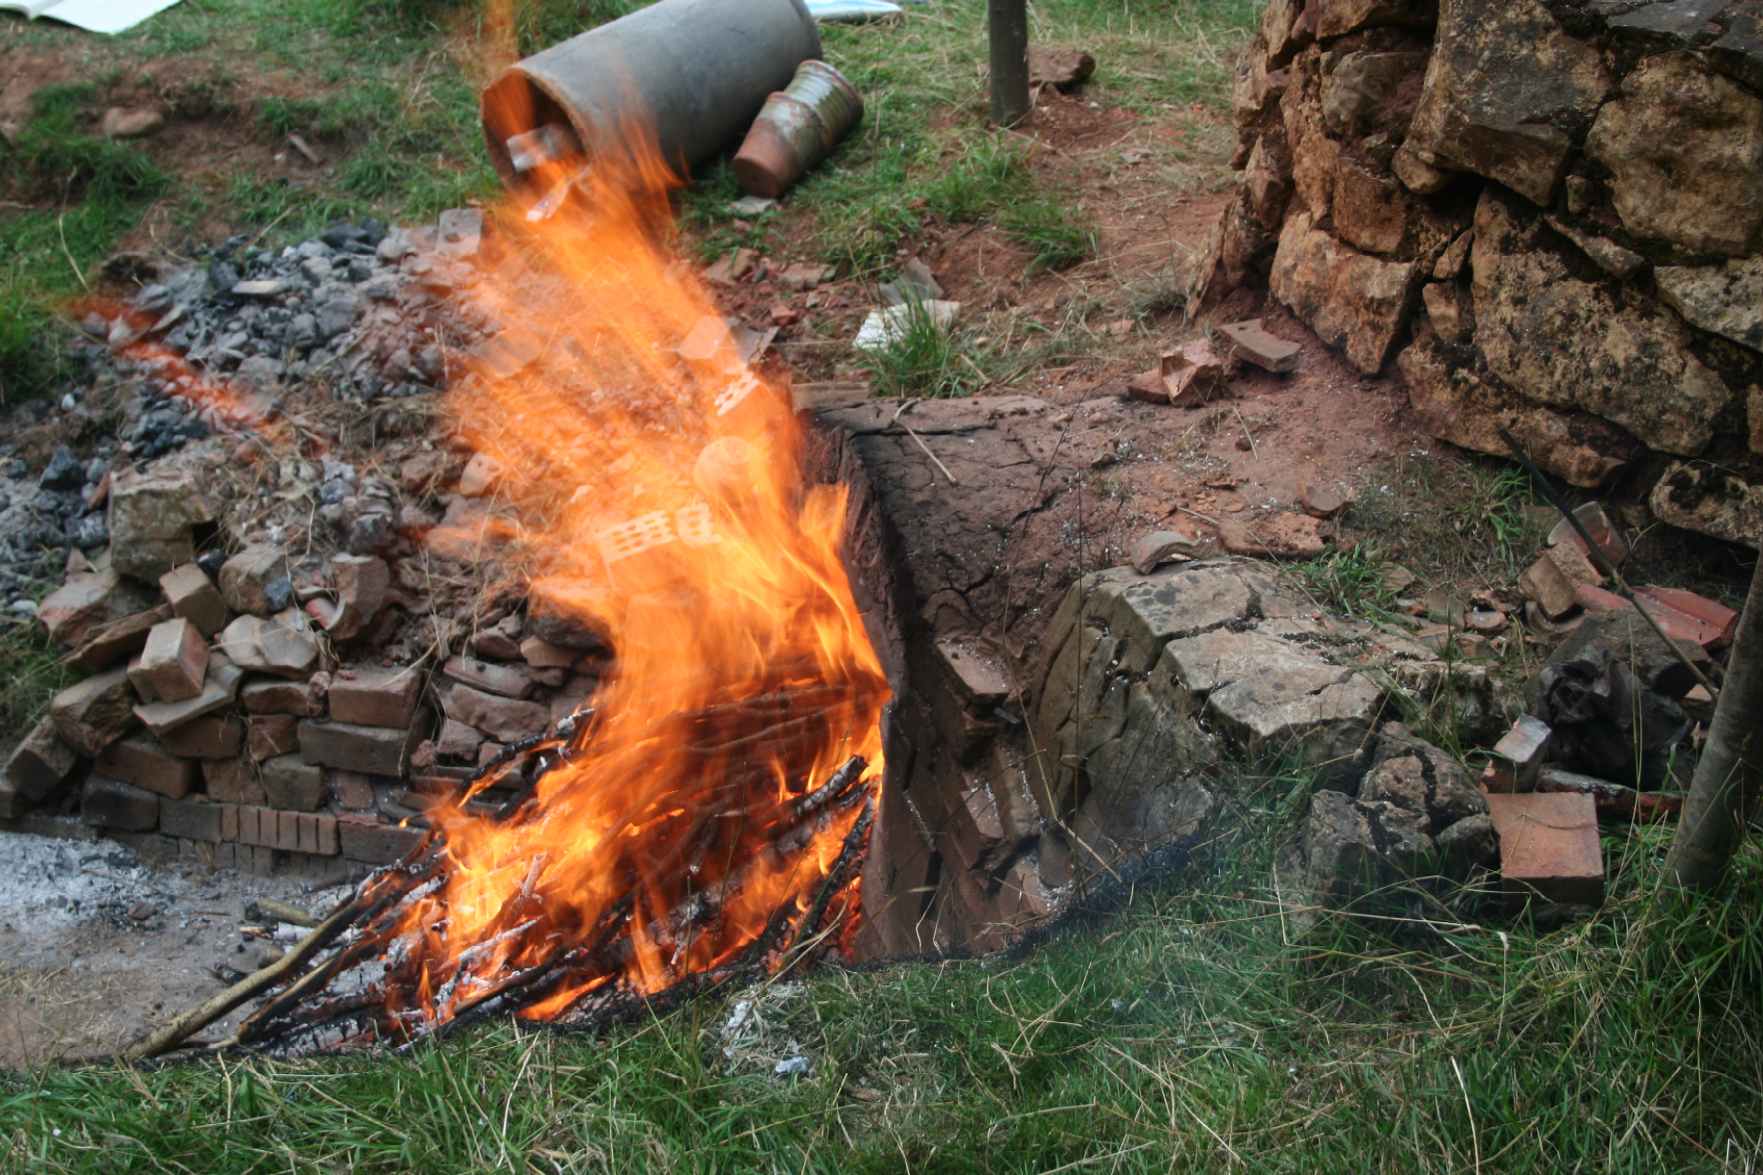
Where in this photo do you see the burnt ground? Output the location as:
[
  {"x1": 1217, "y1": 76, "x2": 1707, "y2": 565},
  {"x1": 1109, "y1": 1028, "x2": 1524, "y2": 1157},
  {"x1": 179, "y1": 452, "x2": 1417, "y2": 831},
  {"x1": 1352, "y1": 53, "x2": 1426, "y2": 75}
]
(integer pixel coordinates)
[{"x1": 0, "y1": 58, "x2": 1439, "y2": 1069}]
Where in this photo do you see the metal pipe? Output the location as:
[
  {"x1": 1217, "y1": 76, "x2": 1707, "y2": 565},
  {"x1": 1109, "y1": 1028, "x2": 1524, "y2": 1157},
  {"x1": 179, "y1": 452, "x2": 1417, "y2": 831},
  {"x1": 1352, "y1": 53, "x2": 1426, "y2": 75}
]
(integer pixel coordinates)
[{"x1": 482, "y1": 0, "x2": 823, "y2": 188}]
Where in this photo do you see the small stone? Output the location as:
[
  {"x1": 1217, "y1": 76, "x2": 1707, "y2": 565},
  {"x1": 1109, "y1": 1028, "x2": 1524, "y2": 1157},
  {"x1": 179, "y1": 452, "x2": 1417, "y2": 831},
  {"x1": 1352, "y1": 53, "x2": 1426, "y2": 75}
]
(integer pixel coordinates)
[
  {"x1": 776, "y1": 262, "x2": 834, "y2": 291},
  {"x1": 100, "y1": 107, "x2": 164, "y2": 139},
  {"x1": 436, "y1": 208, "x2": 484, "y2": 259},
  {"x1": 1299, "y1": 482, "x2": 1349, "y2": 519},
  {"x1": 1129, "y1": 530, "x2": 1199, "y2": 575},
  {"x1": 457, "y1": 453, "x2": 501, "y2": 498},
  {"x1": 1218, "y1": 512, "x2": 1329, "y2": 559}
]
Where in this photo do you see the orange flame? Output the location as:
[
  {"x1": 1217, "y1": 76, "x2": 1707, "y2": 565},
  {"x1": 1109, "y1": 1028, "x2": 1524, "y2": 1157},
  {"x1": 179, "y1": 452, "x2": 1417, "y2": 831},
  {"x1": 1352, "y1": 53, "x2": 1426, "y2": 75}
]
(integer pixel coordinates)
[{"x1": 380, "y1": 119, "x2": 889, "y2": 1024}]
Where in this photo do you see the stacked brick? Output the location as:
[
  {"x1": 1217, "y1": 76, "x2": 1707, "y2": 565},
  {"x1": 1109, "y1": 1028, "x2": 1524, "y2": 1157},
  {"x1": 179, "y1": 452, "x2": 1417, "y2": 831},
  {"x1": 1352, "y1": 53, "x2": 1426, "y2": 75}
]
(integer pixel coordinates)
[{"x1": 3, "y1": 500, "x2": 605, "y2": 878}]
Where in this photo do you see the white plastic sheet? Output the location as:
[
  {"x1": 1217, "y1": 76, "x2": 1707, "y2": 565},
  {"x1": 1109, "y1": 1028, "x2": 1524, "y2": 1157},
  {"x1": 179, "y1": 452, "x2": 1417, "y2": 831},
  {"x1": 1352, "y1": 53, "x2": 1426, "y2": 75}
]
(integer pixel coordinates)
[{"x1": 2, "y1": 0, "x2": 183, "y2": 36}]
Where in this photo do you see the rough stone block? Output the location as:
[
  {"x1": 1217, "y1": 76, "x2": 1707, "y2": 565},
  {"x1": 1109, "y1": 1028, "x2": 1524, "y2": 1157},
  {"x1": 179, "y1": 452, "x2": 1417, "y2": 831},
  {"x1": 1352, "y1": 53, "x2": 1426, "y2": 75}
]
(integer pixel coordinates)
[
  {"x1": 131, "y1": 617, "x2": 209, "y2": 703},
  {"x1": 108, "y1": 465, "x2": 217, "y2": 581},
  {"x1": 1269, "y1": 211, "x2": 1419, "y2": 374},
  {"x1": 81, "y1": 776, "x2": 160, "y2": 831},
  {"x1": 1486, "y1": 791, "x2": 1604, "y2": 906},
  {"x1": 248, "y1": 714, "x2": 301, "y2": 763},
  {"x1": 49, "y1": 668, "x2": 139, "y2": 755},
  {"x1": 261, "y1": 754, "x2": 326, "y2": 811},
  {"x1": 338, "y1": 815, "x2": 425, "y2": 864},
  {"x1": 94, "y1": 733, "x2": 196, "y2": 799},
  {"x1": 4, "y1": 718, "x2": 79, "y2": 803},
  {"x1": 218, "y1": 544, "x2": 293, "y2": 616},
  {"x1": 327, "y1": 666, "x2": 423, "y2": 728},
  {"x1": 298, "y1": 720, "x2": 416, "y2": 776},
  {"x1": 161, "y1": 796, "x2": 223, "y2": 842},
  {"x1": 159, "y1": 563, "x2": 228, "y2": 636},
  {"x1": 159, "y1": 714, "x2": 244, "y2": 759}
]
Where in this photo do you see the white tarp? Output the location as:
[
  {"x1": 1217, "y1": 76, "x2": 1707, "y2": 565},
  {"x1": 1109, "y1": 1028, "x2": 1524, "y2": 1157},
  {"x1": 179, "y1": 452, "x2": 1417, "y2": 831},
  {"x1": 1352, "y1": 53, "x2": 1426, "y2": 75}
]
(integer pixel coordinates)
[{"x1": 2, "y1": 0, "x2": 183, "y2": 35}]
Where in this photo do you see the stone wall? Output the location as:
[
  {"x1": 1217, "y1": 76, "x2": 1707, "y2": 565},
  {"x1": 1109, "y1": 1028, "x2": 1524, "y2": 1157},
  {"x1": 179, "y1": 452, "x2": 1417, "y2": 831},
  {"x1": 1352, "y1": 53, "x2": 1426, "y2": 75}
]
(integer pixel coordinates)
[{"x1": 1194, "y1": 0, "x2": 1763, "y2": 548}]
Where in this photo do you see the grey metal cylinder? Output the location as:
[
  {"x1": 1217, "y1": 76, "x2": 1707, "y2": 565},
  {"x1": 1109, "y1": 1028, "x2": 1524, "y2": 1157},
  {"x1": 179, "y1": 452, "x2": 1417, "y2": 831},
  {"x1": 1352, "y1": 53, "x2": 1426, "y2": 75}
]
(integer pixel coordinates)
[{"x1": 482, "y1": 0, "x2": 823, "y2": 187}]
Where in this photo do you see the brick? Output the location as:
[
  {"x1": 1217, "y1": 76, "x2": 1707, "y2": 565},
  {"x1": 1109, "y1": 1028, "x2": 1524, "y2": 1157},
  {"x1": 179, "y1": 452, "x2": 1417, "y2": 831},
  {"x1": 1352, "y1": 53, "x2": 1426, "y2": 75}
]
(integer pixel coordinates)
[
  {"x1": 130, "y1": 618, "x2": 209, "y2": 702},
  {"x1": 276, "y1": 809, "x2": 302, "y2": 852},
  {"x1": 329, "y1": 770, "x2": 378, "y2": 810},
  {"x1": 234, "y1": 804, "x2": 266, "y2": 846},
  {"x1": 1486, "y1": 791, "x2": 1604, "y2": 906},
  {"x1": 327, "y1": 666, "x2": 423, "y2": 728},
  {"x1": 519, "y1": 636, "x2": 575, "y2": 669},
  {"x1": 442, "y1": 683, "x2": 548, "y2": 743},
  {"x1": 248, "y1": 714, "x2": 301, "y2": 762},
  {"x1": 49, "y1": 668, "x2": 139, "y2": 755},
  {"x1": 94, "y1": 733, "x2": 197, "y2": 799},
  {"x1": 1574, "y1": 584, "x2": 1725, "y2": 649},
  {"x1": 442, "y1": 656, "x2": 535, "y2": 699},
  {"x1": 261, "y1": 754, "x2": 326, "y2": 811},
  {"x1": 338, "y1": 815, "x2": 425, "y2": 864},
  {"x1": 204, "y1": 756, "x2": 267, "y2": 805},
  {"x1": 1633, "y1": 586, "x2": 1739, "y2": 649},
  {"x1": 434, "y1": 718, "x2": 482, "y2": 764},
  {"x1": 159, "y1": 714, "x2": 244, "y2": 759},
  {"x1": 1217, "y1": 317, "x2": 1301, "y2": 373},
  {"x1": 108, "y1": 465, "x2": 216, "y2": 581},
  {"x1": 1519, "y1": 553, "x2": 1579, "y2": 621},
  {"x1": 134, "y1": 657, "x2": 243, "y2": 736},
  {"x1": 37, "y1": 570, "x2": 157, "y2": 651},
  {"x1": 81, "y1": 777, "x2": 160, "y2": 831},
  {"x1": 161, "y1": 796, "x2": 223, "y2": 842},
  {"x1": 1549, "y1": 502, "x2": 1627, "y2": 567},
  {"x1": 65, "y1": 604, "x2": 175, "y2": 672},
  {"x1": 219, "y1": 802, "x2": 240, "y2": 842},
  {"x1": 239, "y1": 844, "x2": 276, "y2": 876},
  {"x1": 4, "y1": 718, "x2": 79, "y2": 803},
  {"x1": 240, "y1": 677, "x2": 324, "y2": 716},
  {"x1": 159, "y1": 563, "x2": 228, "y2": 636},
  {"x1": 1487, "y1": 716, "x2": 1553, "y2": 792},
  {"x1": 218, "y1": 544, "x2": 292, "y2": 616},
  {"x1": 298, "y1": 720, "x2": 416, "y2": 776}
]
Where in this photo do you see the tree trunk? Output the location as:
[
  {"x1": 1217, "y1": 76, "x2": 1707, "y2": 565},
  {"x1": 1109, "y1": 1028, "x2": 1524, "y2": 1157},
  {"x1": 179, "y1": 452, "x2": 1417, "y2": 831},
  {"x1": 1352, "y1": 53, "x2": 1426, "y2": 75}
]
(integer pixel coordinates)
[
  {"x1": 988, "y1": 0, "x2": 1030, "y2": 127},
  {"x1": 1664, "y1": 554, "x2": 1763, "y2": 891}
]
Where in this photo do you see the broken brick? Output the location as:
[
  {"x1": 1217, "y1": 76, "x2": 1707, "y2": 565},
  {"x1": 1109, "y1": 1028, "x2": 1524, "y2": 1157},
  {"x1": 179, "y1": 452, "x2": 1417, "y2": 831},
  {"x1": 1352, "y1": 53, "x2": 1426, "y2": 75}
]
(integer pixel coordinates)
[
  {"x1": 248, "y1": 714, "x2": 301, "y2": 762},
  {"x1": 49, "y1": 668, "x2": 139, "y2": 756},
  {"x1": 3, "y1": 718, "x2": 79, "y2": 803},
  {"x1": 261, "y1": 754, "x2": 326, "y2": 811},
  {"x1": 1487, "y1": 715, "x2": 1552, "y2": 792},
  {"x1": 159, "y1": 563, "x2": 228, "y2": 636},
  {"x1": 442, "y1": 656, "x2": 535, "y2": 699},
  {"x1": 81, "y1": 776, "x2": 160, "y2": 831},
  {"x1": 327, "y1": 666, "x2": 423, "y2": 728},
  {"x1": 131, "y1": 617, "x2": 209, "y2": 702},
  {"x1": 298, "y1": 720, "x2": 417, "y2": 776},
  {"x1": 37, "y1": 570, "x2": 157, "y2": 651},
  {"x1": 338, "y1": 815, "x2": 424, "y2": 864},
  {"x1": 217, "y1": 614, "x2": 321, "y2": 679},
  {"x1": 159, "y1": 713, "x2": 244, "y2": 759},
  {"x1": 95, "y1": 733, "x2": 197, "y2": 799},
  {"x1": 134, "y1": 657, "x2": 243, "y2": 736},
  {"x1": 1486, "y1": 791, "x2": 1604, "y2": 906},
  {"x1": 442, "y1": 683, "x2": 549, "y2": 743},
  {"x1": 218, "y1": 544, "x2": 293, "y2": 616},
  {"x1": 64, "y1": 603, "x2": 175, "y2": 672},
  {"x1": 1216, "y1": 317, "x2": 1301, "y2": 373},
  {"x1": 240, "y1": 677, "x2": 325, "y2": 716}
]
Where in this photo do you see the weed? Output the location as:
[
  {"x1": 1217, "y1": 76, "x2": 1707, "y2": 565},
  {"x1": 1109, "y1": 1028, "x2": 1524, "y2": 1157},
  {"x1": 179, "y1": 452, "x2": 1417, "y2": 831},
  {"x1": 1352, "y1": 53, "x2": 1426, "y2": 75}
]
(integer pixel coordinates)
[
  {"x1": 1352, "y1": 450, "x2": 1551, "y2": 588},
  {"x1": 854, "y1": 298, "x2": 982, "y2": 400},
  {"x1": 1293, "y1": 542, "x2": 1401, "y2": 622},
  {"x1": 1001, "y1": 197, "x2": 1096, "y2": 273},
  {"x1": 0, "y1": 621, "x2": 72, "y2": 752}
]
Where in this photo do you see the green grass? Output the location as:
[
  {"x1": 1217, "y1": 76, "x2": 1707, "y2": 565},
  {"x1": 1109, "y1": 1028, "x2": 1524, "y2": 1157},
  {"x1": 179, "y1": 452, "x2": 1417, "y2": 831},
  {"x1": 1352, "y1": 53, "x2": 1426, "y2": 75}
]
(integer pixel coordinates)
[
  {"x1": 1293, "y1": 542, "x2": 1401, "y2": 623},
  {"x1": 1351, "y1": 451, "x2": 1551, "y2": 588},
  {"x1": 4, "y1": 772, "x2": 1759, "y2": 1170},
  {"x1": 1001, "y1": 197, "x2": 1097, "y2": 273},
  {"x1": 853, "y1": 298, "x2": 986, "y2": 399},
  {"x1": 0, "y1": 620, "x2": 72, "y2": 754}
]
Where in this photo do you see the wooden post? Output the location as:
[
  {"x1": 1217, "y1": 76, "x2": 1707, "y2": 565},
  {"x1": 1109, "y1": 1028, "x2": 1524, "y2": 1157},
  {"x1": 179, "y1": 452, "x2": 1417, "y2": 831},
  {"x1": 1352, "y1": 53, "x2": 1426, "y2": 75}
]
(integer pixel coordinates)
[
  {"x1": 1664, "y1": 554, "x2": 1763, "y2": 892},
  {"x1": 988, "y1": 0, "x2": 1030, "y2": 127}
]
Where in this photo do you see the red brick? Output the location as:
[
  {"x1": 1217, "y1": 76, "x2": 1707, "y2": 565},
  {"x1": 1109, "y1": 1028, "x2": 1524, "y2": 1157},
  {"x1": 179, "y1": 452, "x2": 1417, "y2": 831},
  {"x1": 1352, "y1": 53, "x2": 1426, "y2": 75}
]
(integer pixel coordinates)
[
  {"x1": 261, "y1": 754, "x2": 325, "y2": 811},
  {"x1": 298, "y1": 720, "x2": 417, "y2": 776},
  {"x1": 160, "y1": 714, "x2": 244, "y2": 759},
  {"x1": 50, "y1": 669, "x2": 139, "y2": 756},
  {"x1": 4, "y1": 718, "x2": 79, "y2": 803},
  {"x1": 95, "y1": 733, "x2": 197, "y2": 799},
  {"x1": 327, "y1": 667, "x2": 423, "y2": 728},
  {"x1": 248, "y1": 714, "x2": 300, "y2": 763},
  {"x1": 1487, "y1": 716, "x2": 1552, "y2": 793},
  {"x1": 240, "y1": 677, "x2": 324, "y2": 716},
  {"x1": 338, "y1": 816, "x2": 425, "y2": 864},
  {"x1": 276, "y1": 809, "x2": 302, "y2": 852},
  {"x1": 1486, "y1": 791, "x2": 1604, "y2": 907},
  {"x1": 130, "y1": 618, "x2": 209, "y2": 703},
  {"x1": 313, "y1": 813, "x2": 339, "y2": 856},
  {"x1": 219, "y1": 802, "x2": 240, "y2": 842},
  {"x1": 159, "y1": 563, "x2": 228, "y2": 637},
  {"x1": 161, "y1": 796, "x2": 223, "y2": 842},
  {"x1": 1633, "y1": 586, "x2": 1739, "y2": 648},
  {"x1": 1574, "y1": 584, "x2": 1724, "y2": 649},
  {"x1": 66, "y1": 605, "x2": 175, "y2": 673}
]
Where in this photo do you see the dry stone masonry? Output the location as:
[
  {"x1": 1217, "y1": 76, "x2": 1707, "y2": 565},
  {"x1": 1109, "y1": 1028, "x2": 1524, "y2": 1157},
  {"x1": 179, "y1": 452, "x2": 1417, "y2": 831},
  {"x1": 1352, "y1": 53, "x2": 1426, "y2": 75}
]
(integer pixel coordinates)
[{"x1": 1196, "y1": 0, "x2": 1763, "y2": 548}]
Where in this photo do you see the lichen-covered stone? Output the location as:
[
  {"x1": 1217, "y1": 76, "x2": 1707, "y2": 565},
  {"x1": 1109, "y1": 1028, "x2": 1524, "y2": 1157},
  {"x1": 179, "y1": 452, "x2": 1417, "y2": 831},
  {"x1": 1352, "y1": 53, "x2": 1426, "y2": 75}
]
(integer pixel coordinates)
[
  {"x1": 1655, "y1": 258, "x2": 1763, "y2": 354},
  {"x1": 1648, "y1": 462, "x2": 1763, "y2": 550},
  {"x1": 1402, "y1": 0, "x2": 1609, "y2": 204},
  {"x1": 1586, "y1": 51, "x2": 1763, "y2": 256},
  {"x1": 1270, "y1": 211, "x2": 1420, "y2": 373}
]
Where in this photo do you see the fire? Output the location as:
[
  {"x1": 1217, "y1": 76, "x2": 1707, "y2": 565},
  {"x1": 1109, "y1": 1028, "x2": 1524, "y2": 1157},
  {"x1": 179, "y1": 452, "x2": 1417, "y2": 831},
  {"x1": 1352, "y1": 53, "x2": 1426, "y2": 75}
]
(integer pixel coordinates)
[{"x1": 371, "y1": 117, "x2": 889, "y2": 1028}]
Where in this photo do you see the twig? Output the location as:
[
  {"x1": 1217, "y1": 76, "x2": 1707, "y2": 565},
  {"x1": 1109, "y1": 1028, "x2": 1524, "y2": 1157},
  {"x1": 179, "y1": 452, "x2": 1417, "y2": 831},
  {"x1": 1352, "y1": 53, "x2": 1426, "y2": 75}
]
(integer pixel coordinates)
[
  {"x1": 247, "y1": 897, "x2": 319, "y2": 928},
  {"x1": 57, "y1": 175, "x2": 89, "y2": 293},
  {"x1": 1497, "y1": 428, "x2": 1719, "y2": 701},
  {"x1": 891, "y1": 401, "x2": 959, "y2": 485},
  {"x1": 122, "y1": 899, "x2": 361, "y2": 1061}
]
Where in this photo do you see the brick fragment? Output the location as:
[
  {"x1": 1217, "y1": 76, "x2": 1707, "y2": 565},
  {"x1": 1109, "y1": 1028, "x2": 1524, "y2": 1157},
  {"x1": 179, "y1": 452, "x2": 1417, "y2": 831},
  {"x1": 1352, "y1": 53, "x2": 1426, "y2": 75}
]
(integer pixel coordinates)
[
  {"x1": 1519, "y1": 553, "x2": 1579, "y2": 620},
  {"x1": 327, "y1": 666, "x2": 423, "y2": 728},
  {"x1": 81, "y1": 777, "x2": 159, "y2": 831},
  {"x1": 261, "y1": 754, "x2": 326, "y2": 811},
  {"x1": 94, "y1": 733, "x2": 197, "y2": 799},
  {"x1": 442, "y1": 683, "x2": 548, "y2": 743},
  {"x1": 65, "y1": 604, "x2": 175, "y2": 672},
  {"x1": 3, "y1": 718, "x2": 79, "y2": 803},
  {"x1": 204, "y1": 757, "x2": 267, "y2": 804},
  {"x1": 218, "y1": 544, "x2": 292, "y2": 616},
  {"x1": 328, "y1": 770, "x2": 378, "y2": 810},
  {"x1": 1486, "y1": 791, "x2": 1604, "y2": 906},
  {"x1": 442, "y1": 656, "x2": 536, "y2": 699},
  {"x1": 338, "y1": 815, "x2": 425, "y2": 864},
  {"x1": 518, "y1": 636, "x2": 576, "y2": 669},
  {"x1": 161, "y1": 796, "x2": 223, "y2": 842},
  {"x1": 159, "y1": 563, "x2": 228, "y2": 636},
  {"x1": 134, "y1": 657, "x2": 243, "y2": 736},
  {"x1": 298, "y1": 720, "x2": 417, "y2": 775},
  {"x1": 1486, "y1": 716, "x2": 1552, "y2": 793},
  {"x1": 37, "y1": 570, "x2": 157, "y2": 651},
  {"x1": 217, "y1": 615, "x2": 321, "y2": 678},
  {"x1": 1217, "y1": 317, "x2": 1302, "y2": 373},
  {"x1": 240, "y1": 676, "x2": 325, "y2": 716},
  {"x1": 130, "y1": 617, "x2": 209, "y2": 702}
]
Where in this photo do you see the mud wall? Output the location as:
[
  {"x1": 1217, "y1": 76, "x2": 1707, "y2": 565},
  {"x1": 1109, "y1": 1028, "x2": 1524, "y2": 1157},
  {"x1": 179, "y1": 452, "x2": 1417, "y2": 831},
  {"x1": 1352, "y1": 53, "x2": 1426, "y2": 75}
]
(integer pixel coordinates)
[{"x1": 1194, "y1": 0, "x2": 1763, "y2": 548}]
